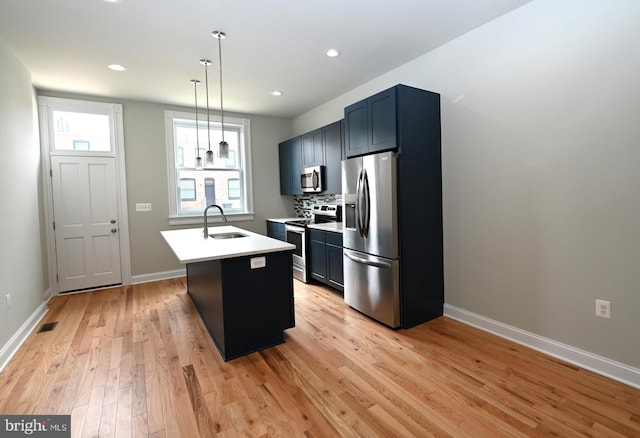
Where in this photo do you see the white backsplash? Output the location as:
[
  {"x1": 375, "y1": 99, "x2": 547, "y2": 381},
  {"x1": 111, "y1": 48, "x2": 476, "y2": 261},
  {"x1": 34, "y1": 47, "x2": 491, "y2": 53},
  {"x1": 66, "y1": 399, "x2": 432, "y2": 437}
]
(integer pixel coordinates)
[{"x1": 293, "y1": 194, "x2": 342, "y2": 219}]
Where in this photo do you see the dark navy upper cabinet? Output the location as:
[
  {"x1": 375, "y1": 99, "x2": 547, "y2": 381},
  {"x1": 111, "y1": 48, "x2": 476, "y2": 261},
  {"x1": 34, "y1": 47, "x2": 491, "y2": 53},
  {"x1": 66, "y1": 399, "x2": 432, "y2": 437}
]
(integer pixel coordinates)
[
  {"x1": 301, "y1": 128, "x2": 324, "y2": 167},
  {"x1": 368, "y1": 88, "x2": 397, "y2": 153},
  {"x1": 344, "y1": 86, "x2": 399, "y2": 158},
  {"x1": 323, "y1": 120, "x2": 343, "y2": 195},
  {"x1": 278, "y1": 120, "x2": 343, "y2": 195},
  {"x1": 344, "y1": 99, "x2": 368, "y2": 157},
  {"x1": 278, "y1": 136, "x2": 302, "y2": 195}
]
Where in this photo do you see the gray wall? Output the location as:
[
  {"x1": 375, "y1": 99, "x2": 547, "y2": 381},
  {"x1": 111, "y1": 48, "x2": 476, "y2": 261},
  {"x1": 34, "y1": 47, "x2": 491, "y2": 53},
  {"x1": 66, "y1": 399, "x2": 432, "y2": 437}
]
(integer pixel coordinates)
[
  {"x1": 0, "y1": 39, "x2": 47, "y2": 348},
  {"x1": 36, "y1": 91, "x2": 294, "y2": 278},
  {"x1": 294, "y1": 0, "x2": 640, "y2": 368}
]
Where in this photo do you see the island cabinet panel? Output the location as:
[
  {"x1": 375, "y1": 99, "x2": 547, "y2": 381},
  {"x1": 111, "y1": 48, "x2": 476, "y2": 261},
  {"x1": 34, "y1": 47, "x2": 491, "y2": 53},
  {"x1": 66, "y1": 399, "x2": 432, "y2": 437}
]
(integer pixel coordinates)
[{"x1": 186, "y1": 251, "x2": 294, "y2": 361}]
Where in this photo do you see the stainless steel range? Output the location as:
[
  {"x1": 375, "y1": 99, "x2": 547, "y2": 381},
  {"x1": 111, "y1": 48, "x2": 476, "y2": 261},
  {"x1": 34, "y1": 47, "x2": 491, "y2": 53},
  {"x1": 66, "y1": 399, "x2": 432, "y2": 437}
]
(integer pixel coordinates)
[{"x1": 285, "y1": 204, "x2": 341, "y2": 283}]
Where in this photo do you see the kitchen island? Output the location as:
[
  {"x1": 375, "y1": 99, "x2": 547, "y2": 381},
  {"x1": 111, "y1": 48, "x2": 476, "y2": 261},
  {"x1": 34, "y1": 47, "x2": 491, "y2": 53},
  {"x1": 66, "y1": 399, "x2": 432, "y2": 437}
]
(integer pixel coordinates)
[{"x1": 161, "y1": 226, "x2": 296, "y2": 361}]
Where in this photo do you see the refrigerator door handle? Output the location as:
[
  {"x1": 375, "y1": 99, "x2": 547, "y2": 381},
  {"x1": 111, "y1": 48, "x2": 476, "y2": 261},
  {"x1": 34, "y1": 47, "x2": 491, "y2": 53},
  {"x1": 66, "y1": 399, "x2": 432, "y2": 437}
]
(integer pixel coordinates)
[
  {"x1": 362, "y1": 169, "x2": 370, "y2": 238},
  {"x1": 344, "y1": 251, "x2": 393, "y2": 269},
  {"x1": 355, "y1": 169, "x2": 364, "y2": 237}
]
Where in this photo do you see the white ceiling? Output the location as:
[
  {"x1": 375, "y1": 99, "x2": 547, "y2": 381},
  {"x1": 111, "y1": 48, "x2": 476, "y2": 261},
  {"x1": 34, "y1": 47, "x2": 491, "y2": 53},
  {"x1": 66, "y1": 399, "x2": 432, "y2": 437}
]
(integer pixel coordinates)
[{"x1": 0, "y1": 0, "x2": 531, "y2": 118}]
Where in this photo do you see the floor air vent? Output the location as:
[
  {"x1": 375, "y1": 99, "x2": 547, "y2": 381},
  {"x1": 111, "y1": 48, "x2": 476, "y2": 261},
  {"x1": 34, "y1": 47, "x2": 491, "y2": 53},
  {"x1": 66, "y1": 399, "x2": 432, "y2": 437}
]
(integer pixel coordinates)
[{"x1": 37, "y1": 322, "x2": 58, "y2": 333}]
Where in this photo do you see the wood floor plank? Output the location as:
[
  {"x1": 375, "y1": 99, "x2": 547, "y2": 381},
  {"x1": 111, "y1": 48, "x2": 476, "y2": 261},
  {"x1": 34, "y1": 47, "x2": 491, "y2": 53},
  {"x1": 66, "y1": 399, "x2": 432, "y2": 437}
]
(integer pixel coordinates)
[{"x1": 0, "y1": 278, "x2": 638, "y2": 437}]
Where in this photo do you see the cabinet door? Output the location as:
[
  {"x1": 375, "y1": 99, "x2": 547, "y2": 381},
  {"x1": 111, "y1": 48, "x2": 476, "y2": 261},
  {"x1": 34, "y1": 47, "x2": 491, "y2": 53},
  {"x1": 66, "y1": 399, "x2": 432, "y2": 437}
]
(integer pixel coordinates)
[
  {"x1": 290, "y1": 137, "x2": 303, "y2": 195},
  {"x1": 309, "y1": 239, "x2": 327, "y2": 282},
  {"x1": 326, "y1": 244, "x2": 344, "y2": 292},
  {"x1": 302, "y1": 128, "x2": 324, "y2": 167},
  {"x1": 344, "y1": 100, "x2": 369, "y2": 158},
  {"x1": 368, "y1": 87, "x2": 397, "y2": 154},
  {"x1": 323, "y1": 121, "x2": 343, "y2": 194},
  {"x1": 278, "y1": 141, "x2": 291, "y2": 195},
  {"x1": 278, "y1": 137, "x2": 302, "y2": 195}
]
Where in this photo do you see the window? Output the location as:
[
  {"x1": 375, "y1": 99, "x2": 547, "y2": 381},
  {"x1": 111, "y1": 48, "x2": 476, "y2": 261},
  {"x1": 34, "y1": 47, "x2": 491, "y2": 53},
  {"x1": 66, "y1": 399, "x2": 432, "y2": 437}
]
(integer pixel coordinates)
[
  {"x1": 179, "y1": 178, "x2": 196, "y2": 201},
  {"x1": 165, "y1": 110, "x2": 254, "y2": 224},
  {"x1": 53, "y1": 111, "x2": 111, "y2": 152},
  {"x1": 228, "y1": 178, "x2": 240, "y2": 200}
]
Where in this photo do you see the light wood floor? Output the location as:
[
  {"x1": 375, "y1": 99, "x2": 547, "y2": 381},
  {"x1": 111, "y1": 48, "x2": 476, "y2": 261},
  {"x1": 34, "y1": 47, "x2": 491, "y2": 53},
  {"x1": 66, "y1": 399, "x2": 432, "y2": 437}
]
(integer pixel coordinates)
[{"x1": 0, "y1": 278, "x2": 638, "y2": 437}]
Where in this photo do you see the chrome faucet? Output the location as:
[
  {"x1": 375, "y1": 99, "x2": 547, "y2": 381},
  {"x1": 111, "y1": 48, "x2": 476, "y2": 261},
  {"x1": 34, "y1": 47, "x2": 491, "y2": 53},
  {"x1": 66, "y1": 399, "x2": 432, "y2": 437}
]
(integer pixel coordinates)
[{"x1": 203, "y1": 204, "x2": 227, "y2": 238}]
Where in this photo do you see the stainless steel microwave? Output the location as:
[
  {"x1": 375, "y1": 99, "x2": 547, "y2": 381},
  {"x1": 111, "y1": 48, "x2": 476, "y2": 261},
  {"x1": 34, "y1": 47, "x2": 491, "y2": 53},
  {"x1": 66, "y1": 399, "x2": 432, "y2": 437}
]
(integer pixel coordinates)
[{"x1": 300, "y1": 165, "x2": 324, "y2": 193}]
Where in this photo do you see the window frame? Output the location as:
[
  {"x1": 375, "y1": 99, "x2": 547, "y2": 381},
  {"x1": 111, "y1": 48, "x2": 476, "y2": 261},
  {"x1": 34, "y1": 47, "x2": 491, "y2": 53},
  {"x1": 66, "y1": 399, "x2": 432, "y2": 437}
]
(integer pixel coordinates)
[{"x1": 165, "y1": 110, "x2": 254, "y2": 225}]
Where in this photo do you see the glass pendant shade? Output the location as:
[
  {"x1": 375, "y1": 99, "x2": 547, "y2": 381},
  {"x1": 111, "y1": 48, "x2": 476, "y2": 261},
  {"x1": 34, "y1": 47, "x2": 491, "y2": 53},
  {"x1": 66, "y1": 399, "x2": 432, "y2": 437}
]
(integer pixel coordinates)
[
  {"x1": 205, "y1": 149, "x2": 214, "y2": 166},
  {"x1": 219, "y1": 141, "x2": 229, "y2": 159}
]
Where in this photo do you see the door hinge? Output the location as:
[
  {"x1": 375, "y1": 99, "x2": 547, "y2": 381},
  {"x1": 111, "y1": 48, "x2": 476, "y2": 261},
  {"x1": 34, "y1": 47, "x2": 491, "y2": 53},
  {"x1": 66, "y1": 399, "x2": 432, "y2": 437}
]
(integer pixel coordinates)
[
  {"x1": 53, "y1": 221, "x2": 55, "y2": 230},
  {"x1": 50, "y1": 169, "x2": 53, "y2": 177}
]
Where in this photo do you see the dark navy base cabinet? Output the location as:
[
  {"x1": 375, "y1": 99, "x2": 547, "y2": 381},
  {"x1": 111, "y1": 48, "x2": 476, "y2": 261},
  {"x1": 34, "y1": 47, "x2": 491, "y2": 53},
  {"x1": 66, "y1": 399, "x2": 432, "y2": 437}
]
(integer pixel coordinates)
[
  {"x1": 309, "y1": 229, "x2": 344, "y2": 292},
  {"x1": 266, "y1": 220, "x2": 286, "y2": 241},
  {"x1": 186, "y1": 251, "x2": 294, "y2": 361}
]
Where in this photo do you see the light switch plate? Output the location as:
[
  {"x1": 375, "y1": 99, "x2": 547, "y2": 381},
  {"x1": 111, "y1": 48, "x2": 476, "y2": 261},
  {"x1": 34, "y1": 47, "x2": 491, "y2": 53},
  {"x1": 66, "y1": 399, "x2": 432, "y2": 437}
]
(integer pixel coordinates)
[{"x1": 136, "y1": 203, "x2": 152, "y2": 212}]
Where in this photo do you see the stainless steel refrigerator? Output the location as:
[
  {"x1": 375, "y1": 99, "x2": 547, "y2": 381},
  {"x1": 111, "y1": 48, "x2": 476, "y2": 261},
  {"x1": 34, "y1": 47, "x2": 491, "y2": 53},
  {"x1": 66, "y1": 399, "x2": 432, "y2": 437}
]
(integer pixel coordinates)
[{"x1": 342, "y1": 151, "x2": 401, "y2": 327}]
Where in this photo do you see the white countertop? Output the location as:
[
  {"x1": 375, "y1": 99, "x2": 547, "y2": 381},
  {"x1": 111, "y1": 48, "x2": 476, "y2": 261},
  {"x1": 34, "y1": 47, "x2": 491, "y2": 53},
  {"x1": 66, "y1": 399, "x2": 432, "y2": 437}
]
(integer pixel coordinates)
[
  {"x1": 161, "y1": 226, "x2": 295, "y2": 264},
  {"x1": 307, "y1": 222, "x2": 344, "y2": 233}
]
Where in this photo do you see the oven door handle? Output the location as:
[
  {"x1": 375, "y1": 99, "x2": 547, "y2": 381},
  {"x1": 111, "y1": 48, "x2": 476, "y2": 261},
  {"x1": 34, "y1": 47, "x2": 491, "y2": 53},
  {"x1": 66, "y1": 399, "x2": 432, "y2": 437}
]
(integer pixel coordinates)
[{"x1": 285, "y1": 225, "x2": 306, "y2": 233}]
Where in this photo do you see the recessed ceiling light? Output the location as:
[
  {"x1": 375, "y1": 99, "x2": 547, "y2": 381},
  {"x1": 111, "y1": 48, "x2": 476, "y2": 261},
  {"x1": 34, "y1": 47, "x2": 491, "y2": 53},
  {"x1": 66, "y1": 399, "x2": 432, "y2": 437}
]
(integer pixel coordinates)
[
  {"x1": 103, "y1": 0, "x2": 124, "y2": 3},
  {"x1": 107, "y1": 64, "x2": 127, "y2": 72},
  {"x1": 324, "y1": 49, "x2": 340, "y2": 58},
  {"x1": 271, "y1": 91, "x2": 283, "y2": 96}
]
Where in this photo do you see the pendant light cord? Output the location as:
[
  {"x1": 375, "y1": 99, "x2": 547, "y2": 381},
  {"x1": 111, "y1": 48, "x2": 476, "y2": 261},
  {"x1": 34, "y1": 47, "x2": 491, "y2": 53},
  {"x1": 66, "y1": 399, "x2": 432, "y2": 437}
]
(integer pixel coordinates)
[
  {"x1": 217, "y1": 34, "x2": 225, "y2": 144},
  {"x1": 191, "y1": 80, "x2": 200, "y2": 157},
  {"x1": 203, "y1": 61, "x2": 211, "y2": 152}
]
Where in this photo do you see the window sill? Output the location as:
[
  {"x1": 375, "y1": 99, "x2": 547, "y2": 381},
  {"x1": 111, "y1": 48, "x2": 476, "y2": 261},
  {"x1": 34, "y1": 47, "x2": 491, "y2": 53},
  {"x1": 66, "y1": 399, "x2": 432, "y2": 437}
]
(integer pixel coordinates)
[{"x1": 168, "y1": 212, "x2": 255, "y2": 226}]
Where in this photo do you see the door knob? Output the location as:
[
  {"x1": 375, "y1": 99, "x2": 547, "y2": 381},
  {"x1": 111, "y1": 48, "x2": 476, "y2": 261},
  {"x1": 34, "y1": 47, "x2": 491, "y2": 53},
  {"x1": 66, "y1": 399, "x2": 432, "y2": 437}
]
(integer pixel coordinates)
[
  {"x1": 111, "y1": 228, "x2": 117, "y2": 233},
  {"x1": 110, "y1": 219, "x2": 116, "y2": 224}
]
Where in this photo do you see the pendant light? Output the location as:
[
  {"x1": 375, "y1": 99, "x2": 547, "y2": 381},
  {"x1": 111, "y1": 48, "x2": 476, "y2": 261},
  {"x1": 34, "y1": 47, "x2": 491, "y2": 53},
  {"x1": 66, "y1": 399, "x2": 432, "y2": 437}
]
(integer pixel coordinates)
[
  {"x1": 212, "y1": 30, "x2": 229, "y2": 159},
  {"x1": 200, "y1": 59, "x2": 214, "y2": 167},
  {"x1": 190, "y1": 79, "x2": 203, "y2": 169}
]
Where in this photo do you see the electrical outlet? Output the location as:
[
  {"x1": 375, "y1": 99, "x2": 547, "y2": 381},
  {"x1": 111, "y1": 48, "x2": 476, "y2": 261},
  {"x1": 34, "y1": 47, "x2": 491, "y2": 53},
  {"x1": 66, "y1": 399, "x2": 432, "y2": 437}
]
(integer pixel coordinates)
[
  {"x1": 595, "y1": 299, "x2": 611, "y2": 319},
  {"x1": 136, "y1": 203, "x2": 152, "y2": 212},
  {"x1": 5, "y1": 293, "x2": 10, "y2": 310}
]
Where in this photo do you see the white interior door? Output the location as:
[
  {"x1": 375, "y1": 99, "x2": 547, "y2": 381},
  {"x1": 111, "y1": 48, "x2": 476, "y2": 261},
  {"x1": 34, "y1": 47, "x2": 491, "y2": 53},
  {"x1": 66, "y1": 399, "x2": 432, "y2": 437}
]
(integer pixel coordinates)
[{"x1": 51, "y1": 155, "x2": 121, "y2": 292}]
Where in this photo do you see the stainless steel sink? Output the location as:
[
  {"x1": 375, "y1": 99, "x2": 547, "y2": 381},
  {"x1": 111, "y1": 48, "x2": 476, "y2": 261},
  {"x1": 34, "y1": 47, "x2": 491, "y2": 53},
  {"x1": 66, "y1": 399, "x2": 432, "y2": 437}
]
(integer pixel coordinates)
[{"x1": 208, "y1": 232, "x2": 248, "y2": 239}]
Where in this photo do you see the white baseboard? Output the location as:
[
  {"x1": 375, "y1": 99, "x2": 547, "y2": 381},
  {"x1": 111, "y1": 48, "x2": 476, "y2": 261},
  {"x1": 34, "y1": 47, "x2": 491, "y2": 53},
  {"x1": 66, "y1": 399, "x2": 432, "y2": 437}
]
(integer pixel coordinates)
[
  {"x1": 444, "y1": 304, "x2": 640, "y2": 390},
  {"x1": 131, "y1": 269, "x2": 186, "y2": 285},
  {"x1": 0, "y1": 301, "x2": 49, "y2": 373}
]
